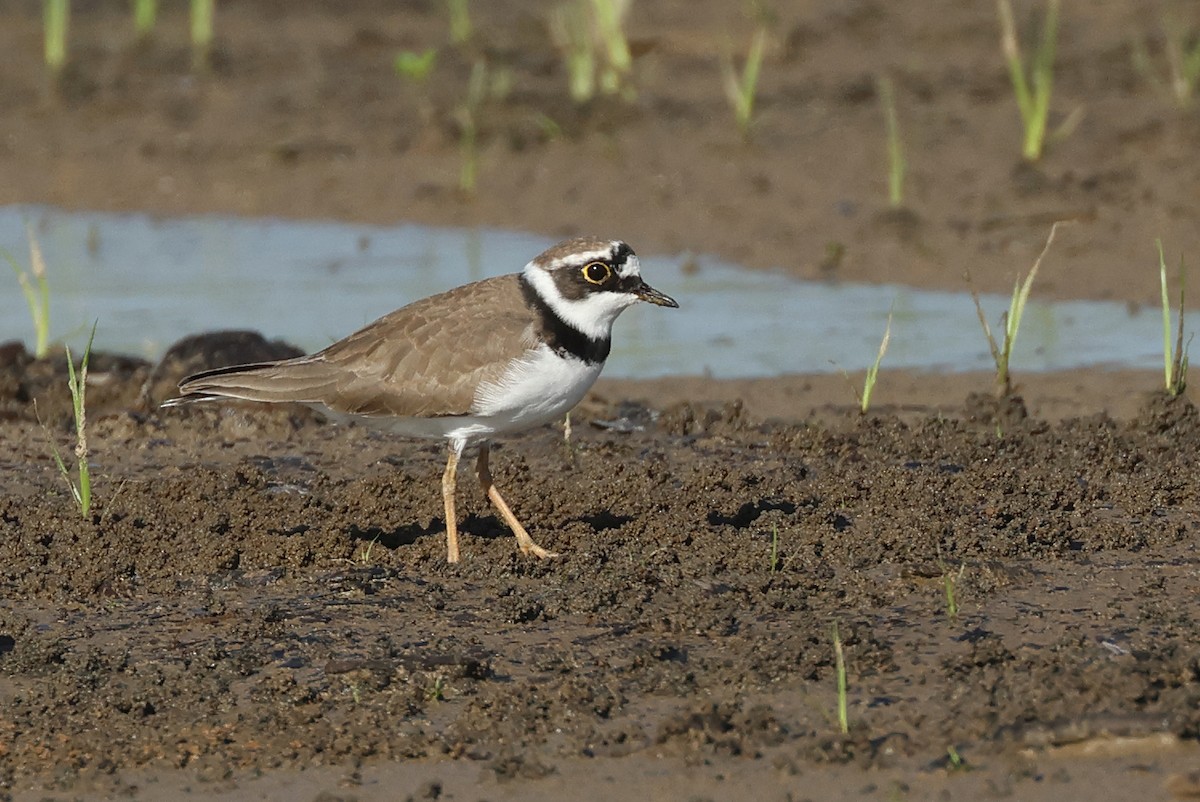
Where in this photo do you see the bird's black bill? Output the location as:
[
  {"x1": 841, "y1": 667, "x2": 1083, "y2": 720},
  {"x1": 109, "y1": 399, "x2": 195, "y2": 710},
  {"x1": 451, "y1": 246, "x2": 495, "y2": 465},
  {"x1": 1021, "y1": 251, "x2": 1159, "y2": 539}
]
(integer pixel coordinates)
[{"x1": 637, "y1": 282, "x2": 679, "y2": 308}]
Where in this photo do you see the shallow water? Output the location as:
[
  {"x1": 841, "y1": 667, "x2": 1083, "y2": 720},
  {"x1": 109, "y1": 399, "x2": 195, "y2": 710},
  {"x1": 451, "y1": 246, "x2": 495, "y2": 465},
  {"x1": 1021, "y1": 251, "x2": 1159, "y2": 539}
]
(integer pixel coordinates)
[{"x1": 0, "y1": 205, "x2": 1164, "y2": 378}]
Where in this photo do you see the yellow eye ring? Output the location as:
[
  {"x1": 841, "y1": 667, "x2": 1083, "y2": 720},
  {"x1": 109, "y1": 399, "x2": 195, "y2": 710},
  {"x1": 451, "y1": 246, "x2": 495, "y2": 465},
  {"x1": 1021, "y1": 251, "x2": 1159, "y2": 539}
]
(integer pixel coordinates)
[{"x1": 582, "y1": 261, "x2": 612, "y2": 284}]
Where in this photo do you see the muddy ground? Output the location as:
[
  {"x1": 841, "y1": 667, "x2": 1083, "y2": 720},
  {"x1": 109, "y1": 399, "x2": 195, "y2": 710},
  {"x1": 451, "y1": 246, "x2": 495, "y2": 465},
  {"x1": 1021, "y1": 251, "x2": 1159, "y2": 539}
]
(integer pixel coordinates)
[{"x1": 3, "y1": 1, "x2": 1200, "y2": 800}]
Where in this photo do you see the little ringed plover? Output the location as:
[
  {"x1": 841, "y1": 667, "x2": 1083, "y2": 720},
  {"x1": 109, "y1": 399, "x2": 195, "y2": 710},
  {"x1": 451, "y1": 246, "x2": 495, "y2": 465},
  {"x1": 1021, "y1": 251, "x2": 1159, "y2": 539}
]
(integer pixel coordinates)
[{"x1": 164, "y1": 237, "x2": 678, "y2": 563}]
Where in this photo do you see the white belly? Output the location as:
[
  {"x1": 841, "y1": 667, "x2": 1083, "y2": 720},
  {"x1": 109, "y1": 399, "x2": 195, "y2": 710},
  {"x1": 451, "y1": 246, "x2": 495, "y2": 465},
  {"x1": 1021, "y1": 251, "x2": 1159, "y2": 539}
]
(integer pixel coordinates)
[
  {"x1": 471, "y1": 345, "x2": 603, "y2": 431},
  {"x1": 322, "y1": 346, "x2": 602, "y2": 446}
]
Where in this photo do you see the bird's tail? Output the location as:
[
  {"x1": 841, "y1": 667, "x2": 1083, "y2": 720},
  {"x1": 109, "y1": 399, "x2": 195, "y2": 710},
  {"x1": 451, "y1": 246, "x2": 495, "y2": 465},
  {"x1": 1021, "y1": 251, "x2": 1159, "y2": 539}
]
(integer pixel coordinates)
[{"x1": 161, "y1": 358, "x2": 338, "y2": 407}]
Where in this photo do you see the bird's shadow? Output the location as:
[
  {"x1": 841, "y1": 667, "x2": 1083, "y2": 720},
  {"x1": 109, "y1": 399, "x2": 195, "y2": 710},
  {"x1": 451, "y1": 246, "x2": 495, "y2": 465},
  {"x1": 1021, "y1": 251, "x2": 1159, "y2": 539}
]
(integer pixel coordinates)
[
  {"x1": 347, "y1": 522, "x2": 436, "y2": 550},
  {"x1": 707, "y1": 498, "x2": 797, "y2": 528},
  {"x1": 347, "y1": 509, "x2": 634, "y2": 552},
  {"x1": 459, "y1": 514, "x2": 521, "y2": 542},
  {"x1": 347, "y1": 515, "x2": 522, "y2": 550},
  {"x1": 575, "y1": 510, "x2": 633, "y2": 531}
]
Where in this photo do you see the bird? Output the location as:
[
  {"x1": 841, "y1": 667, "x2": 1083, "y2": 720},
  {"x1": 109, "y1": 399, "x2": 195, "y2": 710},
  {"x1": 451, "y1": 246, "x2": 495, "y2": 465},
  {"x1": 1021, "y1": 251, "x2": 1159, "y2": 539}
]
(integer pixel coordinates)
[{"x1": 164, "y1": 237, "x2": 678, "y2": 563}]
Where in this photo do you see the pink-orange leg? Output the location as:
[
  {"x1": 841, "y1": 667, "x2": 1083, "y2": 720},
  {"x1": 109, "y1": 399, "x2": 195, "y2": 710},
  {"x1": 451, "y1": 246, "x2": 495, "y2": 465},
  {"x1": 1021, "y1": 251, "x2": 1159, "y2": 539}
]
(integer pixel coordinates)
[
  {"x1": 476, "y1": 443, "x2": 558, "y2": 559},
  {"x1": 441, "y1": 448, "x2": 461, "y2": 563}
]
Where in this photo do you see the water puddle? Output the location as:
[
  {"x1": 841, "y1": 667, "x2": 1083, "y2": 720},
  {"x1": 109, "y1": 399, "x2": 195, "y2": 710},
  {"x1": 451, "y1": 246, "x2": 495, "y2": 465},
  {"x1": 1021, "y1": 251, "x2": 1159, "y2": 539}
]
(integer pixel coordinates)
[{"x1": 0, "y1": 205, "x2": 1165, "y2": 378}]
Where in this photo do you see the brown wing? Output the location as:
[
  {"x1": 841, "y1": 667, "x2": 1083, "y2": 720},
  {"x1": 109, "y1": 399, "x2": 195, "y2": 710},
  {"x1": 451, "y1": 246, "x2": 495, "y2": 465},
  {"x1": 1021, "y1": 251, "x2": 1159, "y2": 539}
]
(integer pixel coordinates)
[{"x1": 175, "y1": 274, "x2": 539, "y2": 417}]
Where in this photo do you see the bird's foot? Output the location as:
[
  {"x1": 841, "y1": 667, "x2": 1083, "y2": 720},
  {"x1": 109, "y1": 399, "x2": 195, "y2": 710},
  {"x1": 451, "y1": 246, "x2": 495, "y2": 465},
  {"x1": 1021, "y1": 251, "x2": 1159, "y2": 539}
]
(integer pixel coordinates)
[{"x1": 521, "y1": 541, "x2": 560, "y2": 560}]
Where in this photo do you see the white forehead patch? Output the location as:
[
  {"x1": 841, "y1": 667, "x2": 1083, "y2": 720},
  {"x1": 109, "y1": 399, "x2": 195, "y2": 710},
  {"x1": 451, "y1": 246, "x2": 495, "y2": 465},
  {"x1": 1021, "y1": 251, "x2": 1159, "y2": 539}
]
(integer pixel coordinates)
[
  {"x1": 545, "y1": 247, "x2": 613, "y2": 269},
  {"x1": 616, "y1": 253, "x2": 641, "y2": 279}
]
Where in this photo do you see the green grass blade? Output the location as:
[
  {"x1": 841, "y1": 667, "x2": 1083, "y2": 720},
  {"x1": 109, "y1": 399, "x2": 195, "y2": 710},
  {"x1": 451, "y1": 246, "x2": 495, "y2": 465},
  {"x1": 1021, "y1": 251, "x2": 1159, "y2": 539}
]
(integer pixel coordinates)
[
  {"x1": 831, "y1": 622, "x2": 849, "y2": 735},
  {"x1": 1026, "y1": 0, "x2": 1059, "y2": 159},
  {"x1": 877, "y1": 75, "x2": 906, "y2": 208},
  {"x1": 1003, "y1": 221, "x2": 1061, "y2": 390},
  {"x1": 1159, "y1": 243, "x2": 1190, "y2": 396},
  {"x1": 456, "y1": 60, "x2": 487, "y2": 195},
  {"x1": 970, "y1": 222, "x2": 1062, "y2": 397},
  {"x1": 1176, "y1": 271, "x2": 1185, "y2": 396},
  {"x1": 739, "y1": 28, "x2": 766, "y2": 128},
  {"x1": 1183, "y1": 36, "x2": 1200, "y2": 92},
  {"x1": 591, "y1": 0, "x2": 631, "y2": 76},
  {"x1": 64, "y1": 321, "x2": 97, "y2": 517},
  {"x1": 1163, "y1": 14, "x2": 1200, "y2": 104},
  {"x1": 861, "y1": 307, "x2": 893, "y2": 414},
  {"x1": 1004, "y1": 279, "x2": 1023, "y2": 354},
  {"x1": 997, "y1": 0, "x2": 1032, "y2": 123},
  {"x1": 969, "y1": 286, "x2": 1003, "y2": 373},
  {"x1": 1174, "y1": 255, "x2": 1188, "y2": 395},
  {"x1": 50, "y1": 443, "x2": 82, "y2": 507},
  {"x1": 36, "y1": 275, "x2": 50, "y2": 358},
  {"x1": 998, "y1": 0, "x2": 1059, "y2": 160},
  {"x1": 5, "y1": 254, "x2": 48, "y2": 359},
  {"x1": 446, "y1": 0, "x2": 471, "y2": 45},
  {"x1": 722, "y1": 28, "x2": 766, "y2": 139},
  {"x1": 190, "y1": 0, "x2": 214, "y2": 71},
  {"x1": 6, "y1": 255, "x2": 40, "y2": 328},
  {"x1": 551, "y1": 4, "x2": 596, "y2": 104},
  {"x1": 1159, "y1": 240, "x2": 1173, "y2": 392},
  {"x1": 27, "y1": 225, "x2": 51, "y2": 358},
  {"x1": 394, "y1": 48, "x2": 437, "y2": 82},
  {"x1": 44, "y1": 0, "x2": 69, "y2": 75},
  {"x1": 4, "y1": 224, "x2": 52, "y2": 358},
  {"x1": 78, "y1": 449, "x2": 91, "y2": 515},
  {"x1": 944, "y1": 572, "x2": 958, "y2": 618},
  {"x1": 941, "y1": 562, "x2": 963, "y2": 619},
  {"x1": 133, "y1": 0, "x2": 157, "y2": 39}
]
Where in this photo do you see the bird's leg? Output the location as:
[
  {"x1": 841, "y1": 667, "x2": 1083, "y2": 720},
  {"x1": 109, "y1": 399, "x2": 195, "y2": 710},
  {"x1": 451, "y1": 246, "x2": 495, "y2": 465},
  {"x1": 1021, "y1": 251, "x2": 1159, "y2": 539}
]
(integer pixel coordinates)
[
  {"x1": 442, "y1": 447, "x2": 461, "y2": 563},
  {"x1": 476, "y1": 443, "x2": 558, "y2": 559}
]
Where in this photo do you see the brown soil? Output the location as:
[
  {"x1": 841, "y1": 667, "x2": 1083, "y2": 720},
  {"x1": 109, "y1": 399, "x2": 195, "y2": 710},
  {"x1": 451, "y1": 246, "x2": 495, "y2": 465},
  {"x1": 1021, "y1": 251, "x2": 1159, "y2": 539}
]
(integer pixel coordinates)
[{"x1": 3, "y1": 2, "x2": 1200, "y2": 800}]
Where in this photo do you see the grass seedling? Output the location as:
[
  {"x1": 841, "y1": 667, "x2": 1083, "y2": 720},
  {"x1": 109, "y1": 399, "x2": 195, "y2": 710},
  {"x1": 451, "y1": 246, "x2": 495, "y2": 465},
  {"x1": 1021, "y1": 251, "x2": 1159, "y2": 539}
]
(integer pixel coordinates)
[
  {"x1": 1132, "y1": 16, "x2": 1200, "y2": 108},
  {"x1": 395, "y1": 48, "x2": 438, "y2": 128},
  {"x1": 946, "y1": 745, "x2": 969, "y2": 771},
  {"x1": 944, "y1": 572, "x2": 958, "y2": 618},
  {"x1": 940, "y1": 561, "x2": 964, "y2": 619},
  {"x1": 551, "y1": 3, "x2": 596, "y2": 103},
  {"x1": 52, "y1": 321, "x2": 98, "y2": 519},
  {"x1": 455, "y1": 59, "x2": 488, "y2": 196},
  {"x1": 970, "y1": 222, "x2": 1062, "y2": 398},
  {"x1": 1158, "y1": 240, "x2": 1190, "y2": 397},
  {"x1": 721, "y1": 27, "x2": 767, "y2": 141},
  {"x1": 133, "y1": 0, "x2": 157, "y2": 43},
  {"x1": 550, "y1": 0, "x2": 635, "y2": 104},
  {"x1": 996, "y1": 0, "x2": 1059, "y2": 161},
  {"x1": 832, "y1": 305, "x2": 893, "y2": 414},
  {"x1": 446, "y1": 0, "x2": 471, "y2": 45},
  {"x1": 394, "y1": 48, "x2": 437, "y2": 83},
  {"x1": 356, "y1": 533, "x2": 382, "y2": 565},
  {"x1": 190, "y1": 0, "x2": 214, "y2": 72},
  {"x1": 43, "y1": 0, "x2": 69, "y2": 79},
  {"x1": 859, "y1": 307, "x2": 893, "y2": 414},
  {"x1": 3, "y1": 224, "x2": 52, "y2": 359},
  {"x1": 831, "y1": 621, "x2": 849, "y2": 735},
  {"x1": 561, "y1": 411, "x2": 583, "y2": 466},
  {"x1": 877, "y1": 75, "x2": 906, "y2": 208},
  {"x1": 591, "y1": 0, "x2": 633, "y2": 98}
]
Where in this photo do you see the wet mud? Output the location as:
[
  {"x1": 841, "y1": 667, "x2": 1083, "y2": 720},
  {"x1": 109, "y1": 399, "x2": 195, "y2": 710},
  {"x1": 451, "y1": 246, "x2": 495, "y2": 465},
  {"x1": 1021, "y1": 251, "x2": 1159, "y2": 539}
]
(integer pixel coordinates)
[{"x1": 3, "y1": 348, "x2": 1200, "y2": 799}]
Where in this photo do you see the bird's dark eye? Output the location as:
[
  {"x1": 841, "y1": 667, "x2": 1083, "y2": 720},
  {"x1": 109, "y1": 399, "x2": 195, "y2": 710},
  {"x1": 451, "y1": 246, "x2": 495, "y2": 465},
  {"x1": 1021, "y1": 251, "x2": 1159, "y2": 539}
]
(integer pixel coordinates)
[{"x1": 582, "y1": 262, "x2": 612, "y2": 285}]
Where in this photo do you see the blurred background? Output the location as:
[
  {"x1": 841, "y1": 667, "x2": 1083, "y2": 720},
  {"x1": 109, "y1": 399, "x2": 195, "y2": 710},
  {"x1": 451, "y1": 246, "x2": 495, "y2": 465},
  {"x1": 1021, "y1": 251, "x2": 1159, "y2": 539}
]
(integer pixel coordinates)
[{"x1": 1, "y1": 1, "x2": 1198, "y2": 376}]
